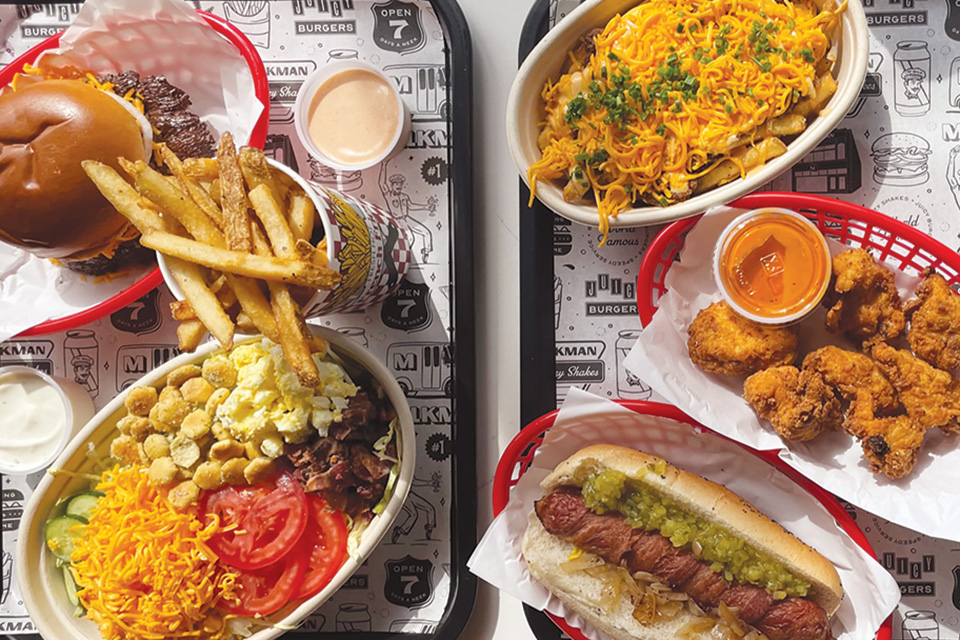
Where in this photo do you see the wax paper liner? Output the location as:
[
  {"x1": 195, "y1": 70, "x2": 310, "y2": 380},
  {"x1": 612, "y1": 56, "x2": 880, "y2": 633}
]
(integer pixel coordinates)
[
  {"x1": 622, "y1": 205, "x2": 960, "y2": 542},
  {"x1": 0, "y1": 0, "x2": 263, "y2": 341},
  {"x1": 469, "y1": 389, "x2": 900, "y2": 640}
]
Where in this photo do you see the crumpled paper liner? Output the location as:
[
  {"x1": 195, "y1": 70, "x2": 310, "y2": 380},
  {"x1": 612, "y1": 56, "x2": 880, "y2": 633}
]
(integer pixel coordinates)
[
  {"x1": 623, "y1": 205, "x2": 960, "y2": 542},
  {"x1": 0, "y1": 0, "x2": 263, "y2": 341},
  {"x1": 469, "y1": 389, "x2": 900, "y2": 640}
]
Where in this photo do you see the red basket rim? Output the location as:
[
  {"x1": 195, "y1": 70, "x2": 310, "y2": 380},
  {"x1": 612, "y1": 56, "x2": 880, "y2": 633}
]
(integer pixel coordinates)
[
  {"x1": 492, "y1": 399, "x2": 892, "y2": 640},
  {"x1": 7, "y1": 10, "x2": 270, "y2": 338},
  {"x1": 636, "y1": 192, "x2": 960, "y2": 327}
]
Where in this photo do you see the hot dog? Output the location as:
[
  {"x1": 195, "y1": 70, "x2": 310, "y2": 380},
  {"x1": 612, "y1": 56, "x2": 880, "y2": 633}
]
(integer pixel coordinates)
[{"x1": 521, "y1": 445, "x2": 843, "y2": 640}]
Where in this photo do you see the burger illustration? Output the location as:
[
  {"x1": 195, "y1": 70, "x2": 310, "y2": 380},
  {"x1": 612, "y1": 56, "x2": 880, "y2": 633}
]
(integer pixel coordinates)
[{"x1": 870, "y1": 132, "x2": 931, "y2": 187}]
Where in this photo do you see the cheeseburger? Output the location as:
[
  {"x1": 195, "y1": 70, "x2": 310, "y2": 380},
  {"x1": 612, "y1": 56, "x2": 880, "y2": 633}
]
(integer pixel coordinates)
[
  {"x1": 0, "y1": 69, "x2": 215, "y2": 275},
  {"x1": 523, "y1": 445, "x2": 843, "y2": 640}
]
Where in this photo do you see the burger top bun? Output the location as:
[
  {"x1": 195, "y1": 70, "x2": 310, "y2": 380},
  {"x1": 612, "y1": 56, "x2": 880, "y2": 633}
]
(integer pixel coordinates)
[
  {"x1": 0, "y1": 79, "x2": 146, "y2": 259},
  {"x1": 534, "y1": 444, "x2": 843, "y2": 616}
]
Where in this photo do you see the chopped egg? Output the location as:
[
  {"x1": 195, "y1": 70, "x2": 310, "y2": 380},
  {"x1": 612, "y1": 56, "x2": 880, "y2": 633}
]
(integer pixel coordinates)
[{"x1": 216, "y1": 339, "x2": 358, "y2": 456}]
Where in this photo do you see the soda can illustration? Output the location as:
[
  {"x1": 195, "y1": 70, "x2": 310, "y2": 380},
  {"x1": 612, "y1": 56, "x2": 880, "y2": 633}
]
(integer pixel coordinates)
[
  {"x1": 894, "y1": 41, "x2": 931, "y2": 116},
  {"x1": 64, "y1": 329, "x2": 99, "y2": 398}
]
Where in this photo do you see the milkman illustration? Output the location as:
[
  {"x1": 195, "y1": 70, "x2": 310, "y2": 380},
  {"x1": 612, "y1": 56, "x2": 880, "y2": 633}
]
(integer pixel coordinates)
[{"x1": 380, "y1": 163, "x2": 436, "y2": 262}]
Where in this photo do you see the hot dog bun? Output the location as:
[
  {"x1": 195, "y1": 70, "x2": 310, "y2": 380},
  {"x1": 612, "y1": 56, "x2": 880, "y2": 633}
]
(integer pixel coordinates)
[
  {"x1": 522, "y1": 444, "x2": 843, "y2": 639},
  {"x1": 524, "y1": 513, "x2": 699, "y2": 640}
]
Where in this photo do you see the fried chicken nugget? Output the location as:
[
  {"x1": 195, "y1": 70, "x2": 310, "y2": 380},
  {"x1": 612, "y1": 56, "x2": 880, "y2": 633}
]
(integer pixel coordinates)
[
  {"x1": 904, "y1": 271, "x2": 960, "y2": 371},
  {"x1": 872, "y1": 342, "x2": 960, "y2": 434},
  {"x1": 824, "y1": 248, "x2": 906, "y2": 347},
  {"x1": 688, "y1": 301, "x2": 799, "y2": 376},
  {"x1": 802, "y1": 345, "x2": 898, "y2": 413},
  {"x1": 743, "y1": 366, "x2": 842, "y2": 441},
  {"x1": 844, "y1": 393, "x2": 926, "y2": 480}
]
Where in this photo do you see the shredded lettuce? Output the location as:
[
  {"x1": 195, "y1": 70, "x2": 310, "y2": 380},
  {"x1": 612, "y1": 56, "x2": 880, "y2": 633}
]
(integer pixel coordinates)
[
  {"x1": 373, "y1": 464, "x2": 399, "y2": 516},
  {"x1": 346, "y1": 515, "x2": 368, "y2": 559},
  {"x1": 373, "y1": 417, "x2": 399, "y2": 464}
]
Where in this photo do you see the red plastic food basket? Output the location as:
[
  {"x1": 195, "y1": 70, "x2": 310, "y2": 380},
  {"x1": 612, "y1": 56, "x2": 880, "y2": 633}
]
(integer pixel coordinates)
[
  {"x1": 492, "y1": 400, "x2": 893, "y2": 640},
  {"x1": 636, "y1": 192, "x2": 960, "y2": 327},
  {"x1": 5, "y1": 11, "x2": 270, "y2": 337}
]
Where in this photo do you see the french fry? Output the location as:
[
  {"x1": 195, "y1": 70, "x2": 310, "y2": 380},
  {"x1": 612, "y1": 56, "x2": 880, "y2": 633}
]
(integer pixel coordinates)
[
  {"x1": 120, "y1": 159, "x2": 224, "y2": 247},
  {"x1": 294, "y1": 239, "x2": 330, "y2": 268},
  {"x1": 182, "y1": 157, "x2": 220, "y2": 181},
  {"x1": 170, "y1": 300, "x2": 197, "y2": 322},
  {"x1": 270, "y1": 284, "x2": 319, "y2": 387},
  {"x1": 248, "y1": 184, "x2": 298, "y2": 259},
  {"x1": 251, "y1": 226, "x2": 319, "y2": 387},
  {"x1": 239, "y1": 147, "x2": 280, "y2": 196},
  {"x1": 235, "y1": 312, "x2": 258, "y2": 335},
  {"x1": 217, "y1": 132, "x2": 252, "y2": 252},
  {"x1": 696, "y1": 137, "x2": 788, "y2": 192},
  {"x1": 756, "y1": 114, "x2": 806, "y2": 138},
  {"x1": 215, "y1": 278, "x2": 239, "y2": 311},
  {"x1": 82, "y1": 161, "x2": 168, "y2": 233},
  {"x1": 287, "y1": 190, "x2": 316, "y2": 242},
  {"x1": 316, "y1": 238, "x2": 330, "y2": 267},
  {"x1": 224, "y1": 274, "x2": 280, "y2": 343},
  {"x1": 177, "y1": 320, "x2": 207, "y2": 352},
  {"x1": 140, "y1": 231, "x2": 340, "y2": 290},
  {"x1": 166, "y1": 257, "x2": 234, "y2": 349},
  {"x1": 793, "y1": 73, "x2": 838, "y2": 118},
  {"x1": 160, "y1": 145, "x2": 224, "y2": 228},
  {"x1": 208, "y1": 179, "x2": 222, "y2": 206},
  {"x1": 89, "y1": 131, "x2": 343, "y2": 357},
  {"x1": 272, "y1": 169, "x2": 297, "y2": 192}
]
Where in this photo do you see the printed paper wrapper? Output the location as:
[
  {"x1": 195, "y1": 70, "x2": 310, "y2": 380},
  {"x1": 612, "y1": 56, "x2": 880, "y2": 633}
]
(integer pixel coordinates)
[
  {"x1": 622, "y1": 205, "x2": 960, "y2": 542},
  {"x1": 468, "y1": 389, "x2": 900, "y2": 640},
  {"x1": 0, "y1": 0, "x2": 263, "y2": 341},
  {"x1": 304, "y1": 189, "x2": 414, "y2": 317}
]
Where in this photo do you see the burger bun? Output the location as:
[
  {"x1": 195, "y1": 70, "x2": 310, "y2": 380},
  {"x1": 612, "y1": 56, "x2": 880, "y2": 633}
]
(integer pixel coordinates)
[{"x1": 0, "y1": 79, "x2": 147, "y2": 259}]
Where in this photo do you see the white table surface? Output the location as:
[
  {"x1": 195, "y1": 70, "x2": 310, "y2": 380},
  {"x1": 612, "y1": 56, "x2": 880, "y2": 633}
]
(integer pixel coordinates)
[{"x1": 459, "y1": 0, "x2": 537, "y2": 638}]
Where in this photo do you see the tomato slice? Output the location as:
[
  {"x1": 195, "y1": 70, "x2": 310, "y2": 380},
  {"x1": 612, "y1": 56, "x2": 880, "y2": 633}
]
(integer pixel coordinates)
[
  {"x1": 221, "y1": 545, "x2": 308, "y2": 616},
  {"x1": 295, "y1": 494, "x2": 349, "y2": 600},
  {"x1": 202, "y1": 472, "x2": 308, "y2": 570}
]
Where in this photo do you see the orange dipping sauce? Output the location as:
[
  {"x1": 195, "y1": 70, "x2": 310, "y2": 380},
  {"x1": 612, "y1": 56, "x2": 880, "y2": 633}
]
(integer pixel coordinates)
[{"x1": 716, "y1": 209, "x2": 831, "y2": 323}]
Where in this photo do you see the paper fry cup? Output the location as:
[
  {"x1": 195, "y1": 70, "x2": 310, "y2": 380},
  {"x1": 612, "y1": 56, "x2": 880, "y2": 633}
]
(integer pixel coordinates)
[
  {"x1": 277, "y1": 166, "x2": 414, "y2": 316},
  {"x1": 157, "y1": 160, "x2": 412, "y2": 316}
]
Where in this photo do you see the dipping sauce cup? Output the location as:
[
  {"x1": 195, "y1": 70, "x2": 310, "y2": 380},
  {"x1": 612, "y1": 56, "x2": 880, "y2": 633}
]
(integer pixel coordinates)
[
  {"x1": 294, "y1": 61, "x2": 409, "y2": 172},
  {"x1": 0, "y1": 366, "x2": 94, "y2": 475},
  {"x1": 714, "y1": 208, "x2": 832, "y2": 325}
]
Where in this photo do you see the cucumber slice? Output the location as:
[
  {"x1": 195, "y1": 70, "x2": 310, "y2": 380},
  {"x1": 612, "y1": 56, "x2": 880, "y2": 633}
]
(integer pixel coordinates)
[
  {"x1": 44, "y1": 515, "x2": 85, "y2": 562},
  {"x1": 62, "y1": 565, "x2": 80, "y2": 608},
  {"x1": 65, "y1": 492, "x2": 102, "y2": 523}
]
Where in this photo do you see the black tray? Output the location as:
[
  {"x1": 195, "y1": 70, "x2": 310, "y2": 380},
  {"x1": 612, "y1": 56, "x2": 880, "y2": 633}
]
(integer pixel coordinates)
[{"x1": 517, "y1": 3, "x2": 565, "y2": 637}]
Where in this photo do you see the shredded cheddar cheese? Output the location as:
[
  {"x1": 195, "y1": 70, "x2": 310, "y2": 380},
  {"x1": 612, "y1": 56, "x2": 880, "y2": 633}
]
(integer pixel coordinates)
[
  {"x1": 70, "y1": 465, "x2": 240, "y2": 640},
  {"x1": 529, "y1": 0, "x2": 844, "y2": 242}
]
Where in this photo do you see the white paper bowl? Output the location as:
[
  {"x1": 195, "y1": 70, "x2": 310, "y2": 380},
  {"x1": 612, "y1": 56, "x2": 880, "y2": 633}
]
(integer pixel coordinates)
[
  {"x1": 16, "y1": 325, "x2": 415, "y2": 640},
  {"x1": 506, "y1": 0, "x2": 869, "y2": 229}
]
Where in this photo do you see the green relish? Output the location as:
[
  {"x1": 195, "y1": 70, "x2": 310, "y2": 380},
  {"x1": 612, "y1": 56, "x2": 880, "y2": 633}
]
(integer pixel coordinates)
[{"x1": 581, "y1": 469, "x2": 810, "y2": 599}]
